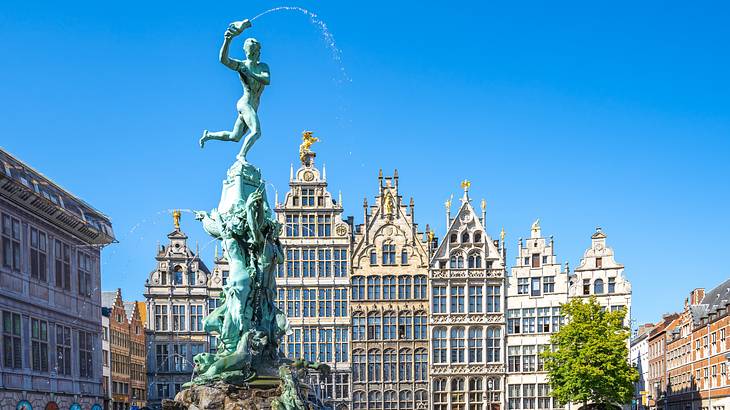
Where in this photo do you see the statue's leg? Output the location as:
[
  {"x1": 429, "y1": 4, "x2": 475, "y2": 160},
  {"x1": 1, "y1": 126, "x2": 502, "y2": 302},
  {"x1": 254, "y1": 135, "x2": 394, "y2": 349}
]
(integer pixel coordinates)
[
  {"x1": 200, "y1": 115, "x2": 248, "y2": 148},
  {"x1": 236, "y1": 106, "x2": 261, "y2": 161}
]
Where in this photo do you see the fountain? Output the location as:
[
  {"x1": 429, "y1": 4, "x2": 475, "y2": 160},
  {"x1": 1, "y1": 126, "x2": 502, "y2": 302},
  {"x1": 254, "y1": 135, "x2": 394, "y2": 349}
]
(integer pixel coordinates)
[{"x1": 161, "y1": 14, "x2": 329, "y2": 410}]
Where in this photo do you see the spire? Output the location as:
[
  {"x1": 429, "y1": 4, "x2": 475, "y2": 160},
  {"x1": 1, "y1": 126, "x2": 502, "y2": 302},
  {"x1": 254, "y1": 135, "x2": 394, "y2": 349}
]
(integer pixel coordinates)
[
  {"x1": 531, "y1": 218, "x2": 541, "y2": 238},
  {"x1": 214, "y1": 244, "x2": 219, "y2": 260},
  {"x1": 322, "y1": 163, "x2": 327, "y2": 180},
  {"x1": 460, "y1": 179, "x2": 471, "y2": 202},
  {"x1": 338, "y1": 190, "x2": 343, "y2": 207},
  {"x1": 172, "y1": 209, "x2": 181, "y2": 230},
  {"x1": 274, "y1": 189, "x2": 279, "y2": 207},
  {"x1": 445, "y1": 194, "x2": 453, "y2": 231},
  {"x1": 480, "y1": 198, "x2": 487, "y2": 226},
  {"x1": 290, "y1": 163, "x2": 294, "y2": 180}
]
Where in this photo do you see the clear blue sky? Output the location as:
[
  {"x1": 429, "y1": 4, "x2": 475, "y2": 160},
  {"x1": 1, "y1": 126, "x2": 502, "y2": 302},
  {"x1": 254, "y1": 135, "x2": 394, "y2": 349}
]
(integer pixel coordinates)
[{"x1": 1, "y1": 0, "x2": 728, "y2": 326}]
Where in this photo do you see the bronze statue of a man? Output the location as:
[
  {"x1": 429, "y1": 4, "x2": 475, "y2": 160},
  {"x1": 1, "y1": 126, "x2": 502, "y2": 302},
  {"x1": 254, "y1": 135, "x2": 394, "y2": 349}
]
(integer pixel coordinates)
[{"x1": 200, "y1": 20, "x2": 270, "y2": 162}]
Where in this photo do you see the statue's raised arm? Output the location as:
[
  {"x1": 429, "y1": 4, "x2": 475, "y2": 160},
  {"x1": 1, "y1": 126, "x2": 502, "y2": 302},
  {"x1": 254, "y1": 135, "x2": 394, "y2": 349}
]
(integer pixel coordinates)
[{"x1": 200, "y1": 19, "x2": 269, "y2": 163}]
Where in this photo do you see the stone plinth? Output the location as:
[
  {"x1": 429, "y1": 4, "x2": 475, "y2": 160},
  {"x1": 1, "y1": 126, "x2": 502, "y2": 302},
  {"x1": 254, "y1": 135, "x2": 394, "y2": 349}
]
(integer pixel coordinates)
[{"x1": 163, "y1": 381, "x2": 281, "y2": 410}]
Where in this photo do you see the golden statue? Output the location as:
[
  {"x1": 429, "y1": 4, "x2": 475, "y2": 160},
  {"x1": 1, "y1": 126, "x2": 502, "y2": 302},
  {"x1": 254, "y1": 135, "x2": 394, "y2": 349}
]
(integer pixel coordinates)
[
  {"x1": 173, "y1": 209, "x2": 181, "y2": 230},
  {"x1": 500, "y1": 227, "x2": 506, "y2": 244},
  {"x1": 445, "y1": 194, "x2": 453, "y2": 209},
  {"x1": 299, "y1": 131, "x2": 319, "y2": 165},
  {"x1": 531, "y1": 218, "x2": 540, "y2": 234},
  {"x1": 385, "y1": 193, "x2": 395, "y2": 215},
  {"x1": 461, "y1": 179, "x2": 471, "y2": 191},
  {"x1": 427, "y1": 230, "x2": 435, "y2": 243}
]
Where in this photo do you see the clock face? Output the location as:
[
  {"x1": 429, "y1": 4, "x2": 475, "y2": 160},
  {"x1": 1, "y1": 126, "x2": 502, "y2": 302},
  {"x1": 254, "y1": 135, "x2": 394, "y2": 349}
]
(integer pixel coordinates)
[
  {"x1": 336, "y1": 224, "x2": 348, "y2": 236},
  {"x1": 302, "y1": 171, "x2": 314, "y2": 181},
  {"x1": 461, "y1": 213, "x2": 473, "y2": 223},
  {"x1": 594, "y1": 243, "x2": 604, "y2": 252}
]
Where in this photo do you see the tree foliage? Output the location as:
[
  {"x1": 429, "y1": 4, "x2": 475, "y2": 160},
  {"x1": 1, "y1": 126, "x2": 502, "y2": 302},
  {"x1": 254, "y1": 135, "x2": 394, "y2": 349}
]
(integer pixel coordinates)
[{"x1": 542, "y1": 297, "x2": 638, "y2": 408}]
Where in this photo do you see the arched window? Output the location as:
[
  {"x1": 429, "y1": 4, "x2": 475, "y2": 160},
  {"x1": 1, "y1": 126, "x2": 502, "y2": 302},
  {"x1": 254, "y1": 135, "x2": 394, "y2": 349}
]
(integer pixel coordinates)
[
  {"x1": 173, "y1": 266, "x2": 183, "y2": 285},
  {"x1": 383, "y1": 349, "x2": 397, "y2": 381},
  {"x1": 401, "y1": 249, "x2": 409, "y2": 265},
  {"x1": 353, "y1": 350, "x2": 365, "y2": 382},
  {"x1": 367, "y1": 276, "x2": 381, "y2": 300},
  {"x1": 468, "y1": 252, "x2": 482, "y2": 269},
  {"x1": 433, "y1": 327, "x2": 447, "y2": 363},
  {"x1": 433, "y1": 379, "x2": 448, "y2": 410},
  {"x1": 450, "y1": 253, "x2": 464, "y2": 269},
  {"x1": 370, "y1": 250, "x2": 377, "y2": 265},
  {"x1": 383, "y1": 276, "x2": 396, "y2": 299},
  {"x1": 469, "y1": 377, "x2": 484, "y2": 407},
  {"x1": 594, "y1": 279, "x2": 605, "y2": 294},
  {"x1": 353, "y1": 313, "x2": 366, "y2": 341},
  {"x1": 487, "y1": 327, "x2": 501, "y2": 362},
  {"x1": 187, "y1": 269, "x2": 196, "y2": 286},
  {"x1": 398, "y1": 276, "x2": 412, "y2": 299},
  {"x1": 451, "y1": 327, "x2": 466, "y2": 363},
  {"x1": 451, "y1": 377, "x2": 466, "y2": 409},
  {"x1": 399, "y1": 348, "x2": 413, "y2": 381},
  {"x1": 367, "y1": 313, "x2": 381, "y2": 340},
  {"x1": 398, "y1": 311, "x2": 412, "y2": 340},
  {"x1": 383, "y1": 312, "x2": 396, "y2": 340},
  {"x1": 399, "y1": 390, "x2": 414, "y2": 410},
  {"x1": 415, "y1": 390, "x2": 428, "y2": 408},
  {"x1": 461, "y1": 232, "x2": 470, "y2": 243},
  {"x1": 353, "y1": 391, "x2": 366, "y2": 410},
  {"x1": 368, "y1": 390, "x2": 383, "y2": 410},
  {"x1": 382, "y1": 242, "x2": 396, "y2": 265},
  {"x1": 474, "y1": 231, "x2": 482, "y2": 242},
  {"x1": 468, "y1": 327, "x2": 483, "y2": 363},
  {"x1": 414, "y1": 312, "x2": 427, "y2": 339},
  {"x1": 367, "y1": 349, "x2": 382, "y2": 382},
  {"x1": 450, "y1": 233, "x2": 458, "y2": 243},
  {"x1": 415, "y1": 348, "x2": 428, "y2": 381},
  {"x1": 414, "y1": 275, "x2": 427, "y2": 299},
  {"x1": 384, "y1": 390, "x2": 397, "y2": 410},
  {"x1": 352, "y1": 276, "x2": 365, "y2": 300},
  {"x1": 486, "y1": 378, "x2": 500, "y2": 402}
]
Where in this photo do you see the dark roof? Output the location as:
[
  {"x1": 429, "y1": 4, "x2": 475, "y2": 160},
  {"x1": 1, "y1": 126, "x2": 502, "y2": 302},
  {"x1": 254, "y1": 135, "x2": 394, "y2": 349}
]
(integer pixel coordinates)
[
  {"x1": 696, "y1": 278, "x2": 730, "y2": 322},
  {"x1": 0, "y1": 147, "x2": 115, "y2": 244}
]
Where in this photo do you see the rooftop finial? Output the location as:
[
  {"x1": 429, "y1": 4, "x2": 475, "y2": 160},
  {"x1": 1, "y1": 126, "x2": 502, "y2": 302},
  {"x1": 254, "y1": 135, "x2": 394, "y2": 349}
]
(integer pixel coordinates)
[
  {"x1": 299, "y1": 131, "x2": 319, "y2": 165},
  {"x1": 500, "y1": 226, "x2": 506, "y2": 244},
  {"x1": 173, "y1": 209, "x2": 181, "y2": 230},
  {"x1": 531, "y1": 218, "x2": 540, "y2": 234}
]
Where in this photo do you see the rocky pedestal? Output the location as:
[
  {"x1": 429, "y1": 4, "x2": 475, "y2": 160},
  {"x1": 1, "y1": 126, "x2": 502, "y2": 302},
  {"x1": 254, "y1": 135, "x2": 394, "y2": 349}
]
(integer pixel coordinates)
[{"x1": 162, "y1": 381, "x2": 282, "y2": 410}]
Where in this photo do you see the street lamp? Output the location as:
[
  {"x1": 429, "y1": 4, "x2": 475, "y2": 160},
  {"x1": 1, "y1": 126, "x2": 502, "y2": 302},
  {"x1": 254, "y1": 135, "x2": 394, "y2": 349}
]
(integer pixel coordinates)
[{"x1": 487, "y1": 378, "x2": 494, "y2": 410}]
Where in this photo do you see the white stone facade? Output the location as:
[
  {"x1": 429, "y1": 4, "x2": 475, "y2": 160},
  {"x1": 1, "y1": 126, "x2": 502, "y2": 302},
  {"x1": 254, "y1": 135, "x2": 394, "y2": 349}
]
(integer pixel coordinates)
[
  {"x1": 429, "y1": 187, "x2": 507, "y2": 410},
  {"x1": 505, "y1": 221, "x2": 569, "y2": 410},
  {"x1": 274, "y1": 153, "x2": 352, "y2": 409}
]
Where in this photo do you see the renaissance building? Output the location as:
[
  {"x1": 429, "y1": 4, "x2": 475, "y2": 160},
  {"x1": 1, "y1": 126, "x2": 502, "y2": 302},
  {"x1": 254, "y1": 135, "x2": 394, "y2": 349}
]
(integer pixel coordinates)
[
  {"x1": 0, "y1": 148, "x2": 116, "y2": 410},
  {"x1": 429, "y1": 183, "x2": 507, "y2": 410},
  {"x1": 350, "y1": 170, "x2": 430, "y2": 410},
  {"x1": 274, "y1": 145, "x2": 352, "y2": 409},
  {"x1": 505, "y1": 220, "x2": 569, "y2": 410},
  {"x1": 144, "y1": 212, "x2": 224, "y2": 409}
]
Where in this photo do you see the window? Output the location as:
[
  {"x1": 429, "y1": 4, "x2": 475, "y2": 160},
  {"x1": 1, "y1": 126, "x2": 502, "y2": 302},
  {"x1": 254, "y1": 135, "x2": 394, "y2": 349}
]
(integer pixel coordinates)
[
  {"x1": 157, "y1": 383, "x2": 170, "y2": 399},
  {"x1": 451, "y1": 286, "x2": 465, "y2": 313},
  {"x1": 303, "y1": 289, "x2": 315, "y2": 317},
  {"x1": 400, "y1": 390, "x2": 414, "y2": 409},
  {"x1": 468, "y1": 253, "x2": 482, "y2": 268},
  {"x1": 414, "y1": 313, "x2": 427, "y2": 339},
  {"x1": 383, "y1": 312, "x2": 396, "y2": 340},
  {"x1": 451, "y1": 327, "x2": 466, "y2": 363},
  {"x1": 433, "y1": 286, "x2": 447, "y2": 313},
  {"x1": 401, "y1": 249, "x2": 409, "y2": 265},
  {"x1": 450, "y1": 234, "x2": 458, "y2": 243},
  {"x1": 56, "y1": 325, "x2": 72, "y2": 375},
  {"x1": 415, "y1": 348, "x2": 427, "y2": 381},
  {"x1": 353, "y1": 314, "x2": 366, "y2": 341},
  {"x1": 370, "y1": 251, "x2": 377, "y2": 265},
  {"x1": 433, "y1": 328, "x2": 447, "y2": 363},
  {"x1": 487, "y1": 327, "x2": 501, "y2": 362},
  {"x1": 335, "y1": 327, "x2": 348, "y2": 362},
  {"x1": 318, "y1": 288, "x2": 332, "y2": 317},
  {"x1": 583, "y1": 279, "x2": 590, "y2": 295},
  {"x1": 368, "y1": 349, "x2": 382, "y2": 382},
  {"x1": 537, "y1": 308, "x2": 551, "y2": 333},
  {"x1": 54, "y1": 240, "x2": 71, "y2": 290},
  {"x1": 353, "y1": 351, "x2": 365, "y2": 382},
  {"x1": 1, "y1": 214, "x2": 21, "y2": 271},
  {"x1": 30, "y1": 227, "x2": 48, "y2": 282},
  {"x1": 523, "y1": 384, "x2": 536, "y2": 409},
  {"x1": 285, "y1": 215, "x2": 299, "y2": 236},
  {"x1": 474, "y1": 232, "x2": 482, "y2": 242},
  {"x1": 468, "y1": 327, "x2": 483, "y2": 362},
  {"x1": 155, "y1": 305, "x2": 168, "y2": 331},
  {"x1": 79, "y1": 330, "x2": 94, "y2": 378},
  {"x1": 334, "y1": 288, "x2": 347, "y2": 317},
  {"x1": 468, "y1": 285, "x2": 483, "y2": 313},
  {"x1": 487, "y1": 285, "x2": 501, "y2": 312},
  {"x1": 508, "y1": 346, "x2": 520, "y2": 372},
  {"x1": 608, "y1": 277, "x2": 616, "y2": 293},
  {"x1": 398, "y1": 313, "x2": 413, "y2": 340},
  {"x1": 172, "y1": 305, "x2": 186, "y2": 331},
  {"x1": 2, "y1": 311, "x2": 22, "y2": 368},
  {"x1": 301, "y1": 188, "x2": 315, "y2": 206},
  {"x1": 596, "y1": 257, "x2": 603, "y2": 268},
  {"x1": 31, "y1": 318, "x2": 49, "y2": 372},
  {"x1": 77, "y1": 252, "x2": 92, "y2": 297},
  {"x1": 383, "y1": 276, "x2": 396, "y2": 300},
  {"x1": 531, "y1": 254, "x2": 540, "y2": 268},
  {"x1": 367, "y1": 276, "x2": 381, "y2": 300},
  {"x1": 398, "y1": 276, "x2": 412, "y2": 299},
  {"x1": 462, "y1": 232, "x2": 470, "y2": 243},
  {"x1": 522, "y1": 308, "x2": 536, "y2": 333},
  {"x1": 452, "y1": 378, "x2": 466, "y2": 410},
  {"x1": 189, "y1": 305, "x2": 203, "y2": 331},
  {"x1": 317, "y1": 215, "x2": 331, "y2": 236},
  {"x1": 543, "y1": 276, "x2": 555, "y2": 293},
  {"x1": 594, "y1": 279, "x2": 604, "y2": 294},
  {"x1": 383, "y1": 349, "x2": 397, "y2": 381},
  {"x1": 434, "y1": 379, "x2": 448, "y2": 410},
  {"x1": 334, "y1": 249, "x2": 347, "y2": 277},
  {"x1": 301, "y1": 215, "x2": 315, "y2": 237},
  {"x1": 367, "y1": 313, "x2": 381, "y2": 340},
  {"x1": 508, "y1": 309, "x2": 521, "y2": 334},
  {"x1": 286, "y1": 249, "x2": 301, "y2": 277},
  {"x1": 414, "y1": 275, "x2": 427, "y2": 299},
  {"x1": 450, "y1": 253, "x2": 465, "y2": 268},
  {"x1": 318, "y1": 329, "x2": 333, "y2": 362},
  {"x1": 382, "y1": 243, "x2": 396, "y2": 265},
  {"x1": 531, "y1": 277, "x2": 541, "y2": 296},
  {"x1": 302, "y1": 249, "x2": 316, "y2": 277},
  {"x1": 517, "y1": 278, "x2": 529, "y2": 295},
  {"x1": 522, "y1": 345, "x2": 536, "y2": 372},
  {"x1": 352, "y1": 276, "x2": 365, "y2": 300}
]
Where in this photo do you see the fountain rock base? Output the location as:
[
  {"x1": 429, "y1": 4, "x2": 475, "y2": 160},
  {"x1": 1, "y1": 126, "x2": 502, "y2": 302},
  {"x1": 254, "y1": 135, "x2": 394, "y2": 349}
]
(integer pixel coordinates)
[{"x1": 162, "y1": 380, "x2": 281, "y2": 410}]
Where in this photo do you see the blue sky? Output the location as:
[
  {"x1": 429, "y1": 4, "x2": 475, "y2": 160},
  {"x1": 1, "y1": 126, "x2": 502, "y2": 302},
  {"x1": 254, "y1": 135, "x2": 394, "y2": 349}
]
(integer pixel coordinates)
[{"x1": 1, "y1": 0, "x2": 728, "y2": 325}]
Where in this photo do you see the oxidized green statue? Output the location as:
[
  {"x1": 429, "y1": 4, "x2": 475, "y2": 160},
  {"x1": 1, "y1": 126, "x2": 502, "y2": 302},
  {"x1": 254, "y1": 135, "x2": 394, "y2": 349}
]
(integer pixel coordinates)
[
  {"x1": 189, "y1": 18, "x2": 288, "y2": 386},
  {"x1": 199, "y1": 19, "x2": 270, "y2": 163}
]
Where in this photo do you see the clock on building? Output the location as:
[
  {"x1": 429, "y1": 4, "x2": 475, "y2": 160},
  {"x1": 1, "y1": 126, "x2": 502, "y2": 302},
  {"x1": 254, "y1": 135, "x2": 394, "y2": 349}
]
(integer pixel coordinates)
[{"x1": 335, "y1": 224, "x2": 348, "y2": 236}]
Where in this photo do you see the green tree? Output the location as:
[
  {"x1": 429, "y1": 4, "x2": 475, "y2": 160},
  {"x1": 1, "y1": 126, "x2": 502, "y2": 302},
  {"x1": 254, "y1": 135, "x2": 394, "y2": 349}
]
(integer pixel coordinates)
[{"x1": 542, "y1": 297, "x2": 638, "y2": 409}]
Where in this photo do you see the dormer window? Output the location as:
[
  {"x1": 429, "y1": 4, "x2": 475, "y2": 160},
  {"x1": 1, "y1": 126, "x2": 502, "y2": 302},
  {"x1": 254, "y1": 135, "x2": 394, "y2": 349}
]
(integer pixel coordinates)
[
  {"x1": 596, "y1": 257, "x2": 603, "y2": 269},
  {"x1": 461, "y1": 232, "x2": 470, "y2": 243},
  {"x1": 450, "y1": 234, "x2": 458, "y2": 243},
  {"x1": 173, "y1": 266, "x2": 183, "y2": 285},
  {"x1": 474, "y1": 232, "x2": 482, "y2": 242}
]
